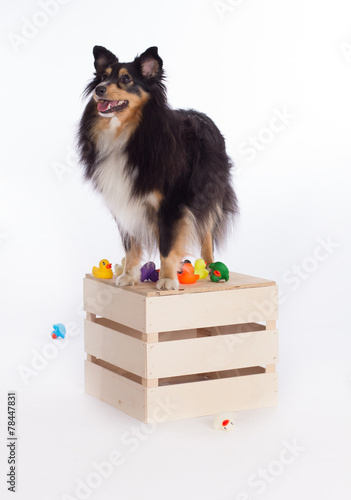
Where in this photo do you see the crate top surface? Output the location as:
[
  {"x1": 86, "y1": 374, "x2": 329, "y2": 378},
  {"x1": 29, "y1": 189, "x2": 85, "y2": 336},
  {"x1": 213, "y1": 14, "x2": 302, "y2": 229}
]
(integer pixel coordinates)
[{"x1": 85, "y1": 271, "x2": 276, "y2": 297}]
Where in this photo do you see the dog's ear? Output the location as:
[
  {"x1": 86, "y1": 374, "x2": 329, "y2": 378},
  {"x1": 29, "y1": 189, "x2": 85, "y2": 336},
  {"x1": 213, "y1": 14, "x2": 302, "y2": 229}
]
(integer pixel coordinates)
[
  {"x1": 93, "y1": 46, "x2": 118, "y2": 73},
  {"x1": 136, "y1": 47, "x2": 163, "y2": 79}
]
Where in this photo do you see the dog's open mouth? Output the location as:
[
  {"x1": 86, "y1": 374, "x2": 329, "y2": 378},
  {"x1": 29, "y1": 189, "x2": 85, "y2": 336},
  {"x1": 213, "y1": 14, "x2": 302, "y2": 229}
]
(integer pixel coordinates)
[{"x1": 97, "y1": 100, "x2": 129, "y2": 113}]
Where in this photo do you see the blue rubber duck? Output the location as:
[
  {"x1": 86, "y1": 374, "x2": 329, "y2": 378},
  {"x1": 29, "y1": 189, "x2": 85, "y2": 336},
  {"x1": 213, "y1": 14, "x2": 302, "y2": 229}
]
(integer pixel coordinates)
[{"x1": 51, "y1": 323, "x2": 66, "y2": 339}]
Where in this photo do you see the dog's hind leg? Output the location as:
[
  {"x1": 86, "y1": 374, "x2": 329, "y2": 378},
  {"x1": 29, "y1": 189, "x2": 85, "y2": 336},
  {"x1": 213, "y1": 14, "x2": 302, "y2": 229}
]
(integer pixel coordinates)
[
  {"x1": 116, "y1": 234, "x2": 142, "y2": 286},
  {"x1": 201, "y1": 231, "x2": 214, "y2": 266}
]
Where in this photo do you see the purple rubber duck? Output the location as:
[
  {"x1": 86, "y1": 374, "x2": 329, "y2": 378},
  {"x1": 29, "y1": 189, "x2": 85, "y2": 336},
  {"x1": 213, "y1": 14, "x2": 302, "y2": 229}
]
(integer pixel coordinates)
[{"x1": 140, "y1": 262, "x2": 159, "y2": 282}]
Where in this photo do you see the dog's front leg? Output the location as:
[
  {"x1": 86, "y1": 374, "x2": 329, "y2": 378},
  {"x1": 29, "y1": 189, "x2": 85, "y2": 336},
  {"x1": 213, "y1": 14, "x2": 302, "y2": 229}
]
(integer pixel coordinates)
[
  {"x1": 157, "y1": 251, "x2": 181, "y2": 291},
  {"x1": 116, "y1": 234, "x2": 142, "y2": 286},
  {"x1": 157, "y1": 216, "x2": 191, "y2": 291}
]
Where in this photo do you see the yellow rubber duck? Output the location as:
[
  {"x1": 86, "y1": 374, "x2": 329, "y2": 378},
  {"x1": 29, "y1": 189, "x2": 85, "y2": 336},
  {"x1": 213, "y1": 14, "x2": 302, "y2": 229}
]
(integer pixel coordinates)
[
  {"x1": 92, "y1": 259, "x2": 113, "y2": 279},
  {"x1": 194, "y1": 258, "x2": 209, "y2": 279}
]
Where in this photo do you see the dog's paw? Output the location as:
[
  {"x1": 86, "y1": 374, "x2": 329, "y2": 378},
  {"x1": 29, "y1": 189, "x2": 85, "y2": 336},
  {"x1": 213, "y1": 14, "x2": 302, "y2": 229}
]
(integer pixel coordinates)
[
  {"x1": 116, "y1": 272, "x2": 139, "y2": 287},
  {"x1": 156, "y1": 278, "x2": 179, "y2": 291}
]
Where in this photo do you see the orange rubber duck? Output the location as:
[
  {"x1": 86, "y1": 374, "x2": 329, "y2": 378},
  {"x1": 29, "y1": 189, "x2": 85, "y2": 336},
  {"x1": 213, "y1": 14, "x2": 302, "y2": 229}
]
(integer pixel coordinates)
[{"x1": 178, "y1": 262, "x2": 200, "y2": 284}]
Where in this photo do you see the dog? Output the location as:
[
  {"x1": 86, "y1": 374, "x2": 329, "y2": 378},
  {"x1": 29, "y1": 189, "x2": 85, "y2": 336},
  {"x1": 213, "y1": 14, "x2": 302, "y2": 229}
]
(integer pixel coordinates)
[{"x1": 78, "y1": 46, "x2": 238, "y2": 290}]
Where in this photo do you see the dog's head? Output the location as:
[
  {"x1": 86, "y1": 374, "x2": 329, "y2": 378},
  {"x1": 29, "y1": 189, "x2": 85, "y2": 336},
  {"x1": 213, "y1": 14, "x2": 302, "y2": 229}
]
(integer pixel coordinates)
[{"x1": 84, "y1": 46, "x2": 164, "y2": 121}]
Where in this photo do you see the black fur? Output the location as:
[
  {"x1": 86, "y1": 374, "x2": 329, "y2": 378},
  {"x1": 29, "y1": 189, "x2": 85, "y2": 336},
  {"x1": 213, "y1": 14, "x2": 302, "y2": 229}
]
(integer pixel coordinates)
[{"x1": 78, "y1": 46, "x2": 238, "y2": 260}]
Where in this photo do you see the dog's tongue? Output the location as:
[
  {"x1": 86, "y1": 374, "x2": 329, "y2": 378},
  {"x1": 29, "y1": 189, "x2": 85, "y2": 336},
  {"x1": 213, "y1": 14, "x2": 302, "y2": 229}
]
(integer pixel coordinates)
[
  {"x1": 97, "y1": 101, "x2": 109, "y2": 112},
  {"x1": 97, "y1": 100, "x2": 118, "y2": 112}
]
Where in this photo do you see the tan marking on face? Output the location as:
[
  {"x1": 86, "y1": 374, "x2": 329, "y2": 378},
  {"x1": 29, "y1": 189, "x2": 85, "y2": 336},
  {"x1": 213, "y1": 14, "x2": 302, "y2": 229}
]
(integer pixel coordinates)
[
  {"x1": 105, "y1": 67, "x2": 112, "y2": 76},
  {"x1": 118, "y1": 68, "x2": 134, "y2": 86},
  {"x1": 201, "y1": 232, "x2": 214, "y2": 265},
  {"x1": 118, "y1": 68, "x2": 129, "y2": 77},
  {"x1": 98, "y1": 83, "x2": 150, "y2": 137}
]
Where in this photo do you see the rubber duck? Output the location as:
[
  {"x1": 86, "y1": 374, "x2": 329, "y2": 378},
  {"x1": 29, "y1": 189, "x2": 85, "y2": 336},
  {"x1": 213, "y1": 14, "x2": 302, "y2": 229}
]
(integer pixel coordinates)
[
  {"x1": 140, "y1": 262, "x2": 159, "y2": 282},
  {"x1": 178, "y1": 262, "x2": 200, "y2": 284},
  {"x1": 209, "y1": 262, "x2": 229, "y2": 282},
  {"x1": 51, "y1": 323, "x2": 66, "y2": 340},
  {"x1": 213, "y1": 411, "x2": 235, "y2": 431},
  {"x1": 194, "y1": 258, "x2": 209, "y2": 279},
  {"x1": 92, "y1": 259, "x2": 113, "y2": 279},
  {"x1": 114, "y1": 257, "x2": 125, "y2": 277}
]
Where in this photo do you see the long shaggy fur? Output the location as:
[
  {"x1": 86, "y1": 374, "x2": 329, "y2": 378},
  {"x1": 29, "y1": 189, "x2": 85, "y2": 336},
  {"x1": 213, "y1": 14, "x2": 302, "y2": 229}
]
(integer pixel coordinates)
[{"x1": 78, "y1": 45, "x2": 238, "y2": 289}]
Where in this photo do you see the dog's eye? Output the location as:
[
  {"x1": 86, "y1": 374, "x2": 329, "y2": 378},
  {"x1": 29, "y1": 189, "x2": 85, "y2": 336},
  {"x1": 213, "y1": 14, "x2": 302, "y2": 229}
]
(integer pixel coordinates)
[{"x1": 120, "y1": 74, "x2": 131, "y2": 84}]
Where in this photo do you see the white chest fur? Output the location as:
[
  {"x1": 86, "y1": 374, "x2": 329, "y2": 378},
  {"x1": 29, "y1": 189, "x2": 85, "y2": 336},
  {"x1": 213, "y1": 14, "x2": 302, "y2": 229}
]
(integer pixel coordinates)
[{"x1": 93, "y1": 118, "x2": 155, "y2": 249}]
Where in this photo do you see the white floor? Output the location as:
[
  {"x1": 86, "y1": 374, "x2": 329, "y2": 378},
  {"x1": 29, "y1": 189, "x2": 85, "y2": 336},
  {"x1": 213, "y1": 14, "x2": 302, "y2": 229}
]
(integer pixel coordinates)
[{"x1": 1, "y1": 314, "x2": 350, "y2": 500}]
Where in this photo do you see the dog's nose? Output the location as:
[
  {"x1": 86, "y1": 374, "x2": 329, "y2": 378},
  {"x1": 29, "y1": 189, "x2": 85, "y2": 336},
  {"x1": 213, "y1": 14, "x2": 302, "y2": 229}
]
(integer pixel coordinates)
[{"x1": 95, "y1": 85, "x2": 107, "y2": 97}]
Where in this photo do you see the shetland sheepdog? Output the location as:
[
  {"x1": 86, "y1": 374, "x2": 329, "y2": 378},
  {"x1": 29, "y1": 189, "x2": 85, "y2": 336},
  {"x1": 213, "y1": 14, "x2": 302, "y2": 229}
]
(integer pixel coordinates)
[{"x1": 78, "y1": 46, "x2": 238, "y2": 290}]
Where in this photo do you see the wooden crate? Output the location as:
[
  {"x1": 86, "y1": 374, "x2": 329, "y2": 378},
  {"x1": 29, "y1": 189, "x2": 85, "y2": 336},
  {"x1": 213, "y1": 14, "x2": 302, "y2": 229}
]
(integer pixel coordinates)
[{"x1": 83, "y1": 271, "x2": 278, "y2": 423}]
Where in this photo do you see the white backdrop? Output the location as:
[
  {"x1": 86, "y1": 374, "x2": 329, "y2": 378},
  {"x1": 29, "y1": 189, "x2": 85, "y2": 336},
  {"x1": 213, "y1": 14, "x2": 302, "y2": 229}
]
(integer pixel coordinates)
[{"x1": 1, "y1": 0, "x2": 351, "y2": 499}]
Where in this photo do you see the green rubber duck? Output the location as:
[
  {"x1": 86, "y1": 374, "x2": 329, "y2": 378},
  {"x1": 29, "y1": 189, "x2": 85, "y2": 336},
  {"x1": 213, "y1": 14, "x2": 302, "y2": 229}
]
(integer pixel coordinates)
[{"x1": 209, "y1": 262, "x2": 230, "y2": 282}]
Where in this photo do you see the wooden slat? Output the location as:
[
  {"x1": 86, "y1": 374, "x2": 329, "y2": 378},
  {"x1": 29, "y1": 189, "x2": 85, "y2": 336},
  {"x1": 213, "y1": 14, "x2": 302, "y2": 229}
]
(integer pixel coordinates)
[
  {"x1": 85, "y1": 272, "x2": 276, "y2": 297},
  {"x1": 84, "y1": 319, "x2": 146, "y2": 377},
  {"x1": 83, "y1": 277, "x2": 147, "y2": 332},
  {"x1": 142, "y1": 379, "x2": 158, "y2": 388},
  {"x1": 85, "y1": 360, "x2": 146, "y2": 421},
  {"x1": 266, "y1": 364, "x2": 276, "y2": 373},
  {"x1": 142, "y1": 332, "x2": 159, "y2": 342},
  {"x1": 146, "y1": 329, "x2": 278, "y2": 379},
  {"x1": 265, "y1": 321, "x2": 277, "y2": 372},
  {"x1": 266, "y1": 320, "x2": 276, "y2": 330},
  {"x1": 86, "y1": 312, "x2": 96, "y2": 322},
  {"x1": 146, "y1": 372, "x2": 278, "y2": 422},
  {"x1": 142, "y1": 331, "x2": 158, "y2": 387},
  {"x1": 145, "y1": 285, "x2": 278, "y2": 333}
]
